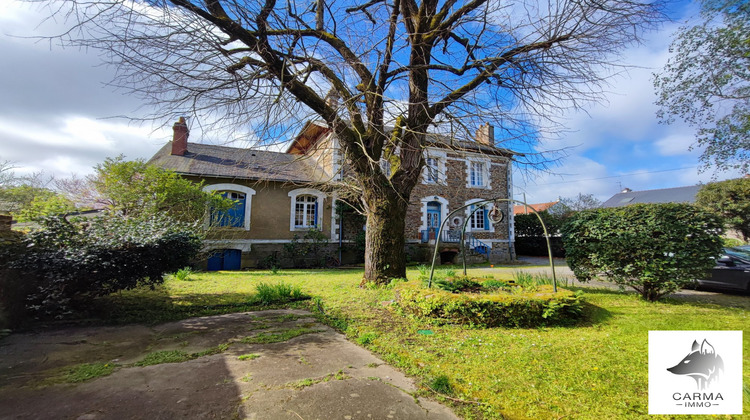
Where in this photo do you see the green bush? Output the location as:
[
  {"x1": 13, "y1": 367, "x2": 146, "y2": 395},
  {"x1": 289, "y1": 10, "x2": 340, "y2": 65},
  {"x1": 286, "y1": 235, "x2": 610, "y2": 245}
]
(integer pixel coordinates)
[
  {"x1": 482, "y1": 279, "x2": 510, "y2": 290},
  {"x1": 396, "y1": 284, "x2": 584, "y2": 328},
  {"x1": 432, "y1": 276, "x2": 483, "y2": 293},
  {"x1": 7, "y1": 214, "x2": 203, "y2": 319},
  {"x1": 283, "y1": 229, "x2": 330, "y2": 268},
  {"x1": 561, "y1": 203, "x2": 723, "y2": 301}
]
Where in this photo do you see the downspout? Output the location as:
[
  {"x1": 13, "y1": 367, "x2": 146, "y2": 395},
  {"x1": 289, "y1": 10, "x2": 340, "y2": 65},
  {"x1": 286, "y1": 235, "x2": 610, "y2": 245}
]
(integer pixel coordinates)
[
  {"x1": 507, "y1": 160, "x2": 515, "y2": 260},
  {"x1": 338, "y1": 149, "x2": 344, "y2": 264}
]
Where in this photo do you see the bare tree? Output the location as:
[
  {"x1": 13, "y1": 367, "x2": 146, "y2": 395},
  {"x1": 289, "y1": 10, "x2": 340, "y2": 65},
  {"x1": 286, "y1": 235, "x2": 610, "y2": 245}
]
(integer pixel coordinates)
[
  {"x1": 30, "y1": 0, "x2": 665, "y2": 282},
  {"x1": 0, "y1": 160, "x2": 17, "y2": 187}
]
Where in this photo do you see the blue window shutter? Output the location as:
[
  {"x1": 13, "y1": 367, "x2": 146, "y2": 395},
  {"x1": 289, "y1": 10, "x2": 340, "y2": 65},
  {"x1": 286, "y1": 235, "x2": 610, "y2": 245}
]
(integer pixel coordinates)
[
  {"x1": 483, "y1": 207, "x2": 489, "y2": 230},
  {"x1": 219, "y1": 192, "x2": 231, "y2": 227},
  {"x1": 231, "y1": 194, "x2": 246, "y2": 227},
  {"x1": 314, "y1": 200, "x2": 319, "y2": 228}
]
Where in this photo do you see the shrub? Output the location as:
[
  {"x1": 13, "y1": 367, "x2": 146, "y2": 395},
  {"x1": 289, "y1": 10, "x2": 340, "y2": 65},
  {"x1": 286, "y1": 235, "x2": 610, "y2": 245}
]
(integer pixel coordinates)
[
  {"x1": 9, "y1": 214, "x2": 203, "y2": 319},
  {"x1": 396, "y1": 284, "x2": 584, "y2": 328},
  {"x1": 170, "y1": 267, "x2": 194, "y2": 281},
  {"x1": 283, "y1": 229, "x2": 330, "y2": 268},
  {"x1": 482, "y1": 279, "x2": 510, "y2": 290},
  {"x1": 432, "y1": 276, "x2": 483, "y2": 293},
  {"x1": 561, "y1": 203, "x2": 723, "y2": 301},
  {"x1": 0, "y1": 230, "x2": 29, "y2": 329}
]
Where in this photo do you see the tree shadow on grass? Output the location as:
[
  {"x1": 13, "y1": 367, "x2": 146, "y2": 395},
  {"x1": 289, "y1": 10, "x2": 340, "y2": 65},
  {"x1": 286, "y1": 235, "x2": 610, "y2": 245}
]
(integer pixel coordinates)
[
  {"x1": 661, "y1": 292, "x2": 750, "y2": 310},
  {"x1": 90, "y1": 287, "x2": 310, "y2": 325},
  {"x1": 576, "y1": 301, "x2": 613, "y2": 327}
]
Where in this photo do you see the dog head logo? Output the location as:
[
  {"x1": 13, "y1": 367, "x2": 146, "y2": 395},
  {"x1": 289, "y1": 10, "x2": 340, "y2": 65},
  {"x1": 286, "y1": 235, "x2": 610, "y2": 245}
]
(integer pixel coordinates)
[{"x1": 667, "y1": 339, "x2": 724, "y2": 390}]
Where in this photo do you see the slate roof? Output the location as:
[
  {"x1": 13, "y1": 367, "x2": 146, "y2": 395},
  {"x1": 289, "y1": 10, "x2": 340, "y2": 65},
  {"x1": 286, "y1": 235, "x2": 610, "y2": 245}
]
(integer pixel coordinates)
[
  {"x1": 424, "y1": 133, "x2": 519, "y2": 157},
  {"x1": 147, "y1": 142, "x2": 324, "y2": 183},
  {"x1": 286, "y1": 120, "x2": 520, "y2": 157},
  {"x1": 600, "y1": 185, "x2": 701, "y2": 208}
]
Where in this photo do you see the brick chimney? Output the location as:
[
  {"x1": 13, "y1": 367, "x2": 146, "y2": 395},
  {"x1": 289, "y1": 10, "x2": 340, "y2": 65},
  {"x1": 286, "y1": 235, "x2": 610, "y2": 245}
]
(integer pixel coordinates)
[
  {"x1": 171, "y1": 117, "x2": 189, "y2": 156},
  {"x1": 476, "y1": 123, "x2": 495, "y2": 146}
]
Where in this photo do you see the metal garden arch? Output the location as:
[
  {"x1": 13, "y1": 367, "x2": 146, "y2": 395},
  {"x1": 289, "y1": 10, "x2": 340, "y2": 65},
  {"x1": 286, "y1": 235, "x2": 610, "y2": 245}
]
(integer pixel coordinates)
[{"x1": 427, "y1": 197, "x2": 558, "y2": 292}]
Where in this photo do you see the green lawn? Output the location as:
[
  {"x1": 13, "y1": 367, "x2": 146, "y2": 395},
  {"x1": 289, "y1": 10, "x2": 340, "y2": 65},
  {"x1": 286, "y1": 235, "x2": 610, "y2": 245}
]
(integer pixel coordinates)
[{"x1": 95, "y1": 267, "x2": 749, "y2": 419}]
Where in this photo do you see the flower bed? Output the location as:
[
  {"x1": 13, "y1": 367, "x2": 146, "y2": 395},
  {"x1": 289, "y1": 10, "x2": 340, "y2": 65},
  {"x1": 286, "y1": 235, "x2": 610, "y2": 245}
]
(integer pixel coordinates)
[{"x1": 396, "y1": 278, "x2": 584, "y2": 328}]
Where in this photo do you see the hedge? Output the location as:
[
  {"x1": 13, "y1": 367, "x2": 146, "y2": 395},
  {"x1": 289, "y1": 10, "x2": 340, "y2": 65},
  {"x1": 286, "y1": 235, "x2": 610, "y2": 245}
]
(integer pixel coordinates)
[{"x1": 396, "y1": 284, "x2": 584, "y2": 328}]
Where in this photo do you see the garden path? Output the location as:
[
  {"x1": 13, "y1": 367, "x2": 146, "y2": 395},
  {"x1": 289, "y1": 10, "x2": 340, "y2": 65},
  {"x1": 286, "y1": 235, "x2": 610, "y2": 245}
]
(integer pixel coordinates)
[{"x1": 0, "y1": 310, "x2": 458, "y2": 419}]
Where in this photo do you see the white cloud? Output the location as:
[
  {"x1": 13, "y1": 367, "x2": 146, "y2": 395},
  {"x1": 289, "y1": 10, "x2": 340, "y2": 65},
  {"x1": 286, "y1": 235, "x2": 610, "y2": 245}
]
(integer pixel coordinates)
[
  {"x1": 653, "y1": 134, "x2": 695, "y2": 156},
  {"x1": 514, "y1": 156, "x2": 614, "y2": 203},
  {"x1": 0, "y1": 114, "x2": 167, "y2": 177}
]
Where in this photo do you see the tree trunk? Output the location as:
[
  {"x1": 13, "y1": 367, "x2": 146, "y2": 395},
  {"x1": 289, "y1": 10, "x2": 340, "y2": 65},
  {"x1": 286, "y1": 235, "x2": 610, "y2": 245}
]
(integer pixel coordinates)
[{"x1": 362, "y1": 187, "x2": 408, "y2": 285}]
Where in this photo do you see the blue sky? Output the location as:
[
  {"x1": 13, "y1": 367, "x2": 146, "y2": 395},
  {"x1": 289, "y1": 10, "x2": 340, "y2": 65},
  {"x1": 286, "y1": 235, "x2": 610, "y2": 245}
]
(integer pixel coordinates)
[{"x1": 0, "y1": 0, "x2": 745, "y2": 204}]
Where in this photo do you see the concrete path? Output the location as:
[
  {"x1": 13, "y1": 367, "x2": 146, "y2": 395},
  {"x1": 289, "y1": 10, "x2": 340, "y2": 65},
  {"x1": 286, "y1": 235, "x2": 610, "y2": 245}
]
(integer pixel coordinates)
[{"x1": 0, "y1": 310, "x2": 458, "y2": 420}]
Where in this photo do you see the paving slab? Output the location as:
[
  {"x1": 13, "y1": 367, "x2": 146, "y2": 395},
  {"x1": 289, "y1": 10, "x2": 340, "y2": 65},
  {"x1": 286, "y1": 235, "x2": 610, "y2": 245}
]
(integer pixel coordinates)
[{"x1": 0, "y1": 310, "x2": 458, "y2": 420}]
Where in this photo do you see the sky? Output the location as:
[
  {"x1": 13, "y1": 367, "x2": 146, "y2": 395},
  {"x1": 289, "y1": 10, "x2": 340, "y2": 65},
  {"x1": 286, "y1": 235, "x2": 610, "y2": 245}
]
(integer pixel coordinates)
[{"x1": 0, "y1": 0, "x2": 745, "y2": 204}]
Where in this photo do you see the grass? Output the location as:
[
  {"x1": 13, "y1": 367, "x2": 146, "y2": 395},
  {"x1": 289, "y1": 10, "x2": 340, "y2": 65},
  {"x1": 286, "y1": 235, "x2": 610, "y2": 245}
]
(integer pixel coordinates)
[
  {"x1": 92, "y1": 266, "x2": 750, "y2": 419},
  {"x1": 134, "y1": 350, "x2": 192, "y2": 366},
  {"x1": 239, "y1": 327, "x2": 323, "y2": 344},
  {"x1": 135, "y1": 344, "x2": 230, "y2": 367},
  {"x1": 64, "y1": 362, "x2": 118, "y2": 383},
  {"x1": 285, "y1": 370, "x2": 350, "y2": 390},
  {"x1": 169, "y1": 267, "x2": 194, "y2": 281},
  {"x1": 238, "y1": 353, "x2": 261, "y2": 361}
]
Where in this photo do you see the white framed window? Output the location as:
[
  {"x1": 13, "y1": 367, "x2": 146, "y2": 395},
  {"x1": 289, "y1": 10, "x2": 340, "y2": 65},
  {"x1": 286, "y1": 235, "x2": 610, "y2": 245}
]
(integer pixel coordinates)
[
  {"x1": 465, "y1": 199, "x2": 495, "y2": 232},
  {"x1": 202, "y1": 183, "x2": 256, "y2": 231},
  {"x1": 288, "y1": 188, "x2": 326, "y2": 231},
  {"x1": 422, "y1": 149, "x2": 447, "y2": 185},
  {"x1": 466, "y1": 157, "x2": 490, "y2": 188},
  {"x1": 379, "y1": 158, "x2": 392, "y2": 178},
  {"x1": 295, "y1": 195, "x2": 318, "y2": 228},
  {"x1": 425, "y1": 157, "x2": 438, "y2": 183},
  {"x1": 470, "y1": 204, "x2": 487, "y2": 230},
  {"x1": 470, "y1": 161, "x2": 484, "y2": 186}
]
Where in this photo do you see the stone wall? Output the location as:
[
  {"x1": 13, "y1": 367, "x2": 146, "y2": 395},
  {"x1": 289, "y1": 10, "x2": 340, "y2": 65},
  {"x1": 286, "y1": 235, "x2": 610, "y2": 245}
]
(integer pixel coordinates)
[{"x1": 404, "y1": 149, "x2": 514, "y2": 261}]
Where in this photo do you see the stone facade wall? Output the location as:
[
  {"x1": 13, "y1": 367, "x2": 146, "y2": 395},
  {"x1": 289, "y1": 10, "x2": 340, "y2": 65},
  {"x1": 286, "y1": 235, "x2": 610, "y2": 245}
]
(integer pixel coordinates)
[
  {"x1": 184, "y1": 147, "x2": 515, "y2": 269},
  {"x1": 403, "y1": 149, "x2": 514, "y2": 262}
]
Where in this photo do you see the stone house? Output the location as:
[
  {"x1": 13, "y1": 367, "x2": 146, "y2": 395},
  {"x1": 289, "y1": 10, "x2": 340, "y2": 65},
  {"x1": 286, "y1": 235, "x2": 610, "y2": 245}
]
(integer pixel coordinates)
[{"x1": 148, "y1": 118, "x2": 518, "y2": 270}]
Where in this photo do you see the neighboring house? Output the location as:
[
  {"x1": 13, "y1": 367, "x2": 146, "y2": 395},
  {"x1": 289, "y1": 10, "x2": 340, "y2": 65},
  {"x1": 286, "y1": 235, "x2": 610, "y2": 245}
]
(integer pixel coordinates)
[
  {"x1": 600, "y1": 186, "x2": 701, "y2": 208},
  {"x1": 512, "y1": 201, "x2": 561, "y2": 216},
  {"x1": 148, "y1": 118, "x2": 518, "y2": 270}
]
